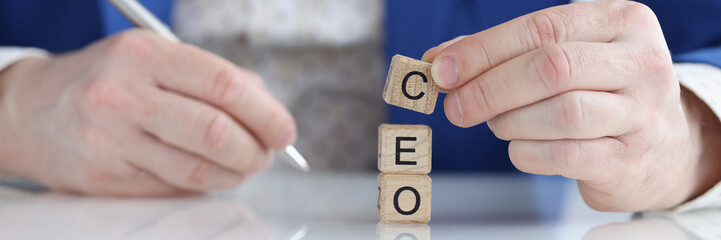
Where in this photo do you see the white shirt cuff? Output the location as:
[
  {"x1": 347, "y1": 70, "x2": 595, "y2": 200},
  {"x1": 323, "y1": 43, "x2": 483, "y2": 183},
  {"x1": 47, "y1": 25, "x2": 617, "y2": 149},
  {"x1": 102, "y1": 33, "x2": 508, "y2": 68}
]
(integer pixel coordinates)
[
  {"x1": 669, "y1": 62, "x2": 721, "y2": 212},
  {"x1": 0, "y1": 47, "x2": 49, "y2": 73}
]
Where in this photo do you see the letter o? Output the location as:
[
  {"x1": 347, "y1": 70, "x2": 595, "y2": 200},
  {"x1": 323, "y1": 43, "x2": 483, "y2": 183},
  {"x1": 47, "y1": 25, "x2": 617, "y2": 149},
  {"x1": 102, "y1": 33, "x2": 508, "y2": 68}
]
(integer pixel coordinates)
[{"x1": 393, "y1": 186, "x2": 421, "y2": 215}]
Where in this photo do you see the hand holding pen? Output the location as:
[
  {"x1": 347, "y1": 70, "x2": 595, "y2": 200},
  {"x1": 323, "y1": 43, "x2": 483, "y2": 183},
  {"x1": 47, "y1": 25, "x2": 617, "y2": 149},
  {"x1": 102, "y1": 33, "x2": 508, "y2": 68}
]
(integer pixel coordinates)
[
  {"x1": 109, "y1": 0, "x2": 310, "y2": 173},
  {"x1": 0, "y1": 0, "x2": 308, "y2": 197}
]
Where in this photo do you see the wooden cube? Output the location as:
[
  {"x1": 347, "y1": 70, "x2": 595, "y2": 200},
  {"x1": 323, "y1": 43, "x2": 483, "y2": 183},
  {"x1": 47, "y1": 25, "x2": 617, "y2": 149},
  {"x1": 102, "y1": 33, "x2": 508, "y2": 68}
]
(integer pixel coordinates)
[
  {"x1": 382, "y1": 54, "x2": 440, "y2": 114},
  {"x1": 377, "y1": 173, "x2": 431, "y2": 224},
  {"x1": 376, "y1": 222, "x2": 430, "y2": 240},
  {"x1": 378, "y1": 124, "x2": 432, "y2": 174}
]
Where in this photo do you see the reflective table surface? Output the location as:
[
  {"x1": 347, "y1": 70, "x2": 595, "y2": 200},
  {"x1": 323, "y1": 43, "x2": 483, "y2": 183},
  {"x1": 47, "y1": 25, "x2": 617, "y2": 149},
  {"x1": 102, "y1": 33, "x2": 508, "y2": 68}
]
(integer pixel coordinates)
[{"x1": 0, "y1": 172, "x2": 717, "y2": 239}]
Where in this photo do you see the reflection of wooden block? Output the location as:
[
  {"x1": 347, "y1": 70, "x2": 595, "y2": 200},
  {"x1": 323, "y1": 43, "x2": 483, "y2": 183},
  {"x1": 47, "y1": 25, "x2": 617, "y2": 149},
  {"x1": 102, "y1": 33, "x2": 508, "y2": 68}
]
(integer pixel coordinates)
[
  {"x1": 376, "y1": 222, "x2": 430, "y2": 240},
  {"x1": 378, "y1": 124, "x2": 431, "y2": 174},
  {"x1": 377, "y1": 173, "x2": 431, "y2": 224},
  {"x1": 382, "y1": 54, "x2": 440, "y2": 114}
]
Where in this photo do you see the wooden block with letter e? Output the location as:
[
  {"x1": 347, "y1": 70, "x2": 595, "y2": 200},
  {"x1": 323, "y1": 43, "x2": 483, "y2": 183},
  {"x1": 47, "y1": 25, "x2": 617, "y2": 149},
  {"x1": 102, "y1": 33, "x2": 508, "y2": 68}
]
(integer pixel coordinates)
[
  {"x1": 377, "y1": 173, "x2": 432, "y2": 224},
  {"x1": 382, "y1": 54, "x2": 440, "y2": 114},
  {"x1": 378, "y1": 124, "x2": 431, "y2": 174}
]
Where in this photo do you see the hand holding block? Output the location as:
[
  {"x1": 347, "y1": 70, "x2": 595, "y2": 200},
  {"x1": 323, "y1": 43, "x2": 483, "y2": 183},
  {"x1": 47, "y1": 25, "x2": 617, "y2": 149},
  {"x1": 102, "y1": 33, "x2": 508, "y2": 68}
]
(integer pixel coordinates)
[
  {"x1": 382, "y1": 54, "x2": 440, "y2": 114},
  {"x1": 378, "y1": 124, "x2": 431, "y2": 174},
  {"x1": 377, "y1": 173, "x2": 431, "y2": 224}
]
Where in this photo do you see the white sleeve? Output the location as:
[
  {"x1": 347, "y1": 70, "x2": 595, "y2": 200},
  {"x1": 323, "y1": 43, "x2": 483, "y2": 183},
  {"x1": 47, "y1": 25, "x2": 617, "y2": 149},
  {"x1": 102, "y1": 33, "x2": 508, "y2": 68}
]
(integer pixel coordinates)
[
  {"x1": 0, "y1": 47, "x2": 49, "y2": 72},
  {"x1": 670, "y1": 62, "x2": 721, "y2": 212},
  {"x1": 0, "y1": 47, "x2": 48, "y2": 178}
]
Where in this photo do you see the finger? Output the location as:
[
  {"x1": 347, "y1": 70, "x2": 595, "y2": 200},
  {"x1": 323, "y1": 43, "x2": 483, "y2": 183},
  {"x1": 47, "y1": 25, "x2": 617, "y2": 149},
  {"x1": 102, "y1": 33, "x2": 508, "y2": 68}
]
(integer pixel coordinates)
[
  {"x1": 124, "y1": 133, "x2": 251, "y2": 191},
  {"x1": 74, "y1": 163, "x2": 187, "y2": 197},
  {"x1": 508, "y1": 138, "x2": 627, "y2": 182},
  {"x1": 445, "y1": 42, "x2": 632, "y2": 127},
  {"x1": 487, "y1": 91, "x2": 636, "y2": 140},
  {"x1": 152, "y1": 44, "x2": 296, "y2": 150},
  {"x1": 138, "y1": 89, "x2": 272, "y2": 175},
  {"x1": 429, "y1": 0, "x2": 633, "y2": 89},
  {"x1": 421, "y1": 35, "x2": 468, "y2": 62}
]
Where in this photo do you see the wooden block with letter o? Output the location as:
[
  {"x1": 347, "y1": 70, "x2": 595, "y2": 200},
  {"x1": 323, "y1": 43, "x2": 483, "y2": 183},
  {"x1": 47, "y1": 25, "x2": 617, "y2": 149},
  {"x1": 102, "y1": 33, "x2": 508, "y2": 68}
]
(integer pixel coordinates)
[
  {"x1": 378, "y1": 124, "x2": 432, "y2": 174},
  {"x1": 382, "y1": 54, "x2": 440, "y2": 114},
  {"x1": 377, "y1": 173, "x2": 432, "y2": 224}
]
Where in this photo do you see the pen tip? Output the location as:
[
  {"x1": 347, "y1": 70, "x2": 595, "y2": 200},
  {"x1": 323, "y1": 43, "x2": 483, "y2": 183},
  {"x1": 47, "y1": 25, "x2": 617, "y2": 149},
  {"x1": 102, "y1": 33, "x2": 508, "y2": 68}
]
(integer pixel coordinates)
[{"x1": 284, "y1": 145, "x2": 311, "y2": 172}]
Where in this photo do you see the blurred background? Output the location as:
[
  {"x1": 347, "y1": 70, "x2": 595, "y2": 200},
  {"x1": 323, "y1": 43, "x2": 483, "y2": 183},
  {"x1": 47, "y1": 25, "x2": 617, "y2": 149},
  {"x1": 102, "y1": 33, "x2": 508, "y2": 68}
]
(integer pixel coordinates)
[{"x1": 172, "y1": 0, "x2": 387, "y2": 172}]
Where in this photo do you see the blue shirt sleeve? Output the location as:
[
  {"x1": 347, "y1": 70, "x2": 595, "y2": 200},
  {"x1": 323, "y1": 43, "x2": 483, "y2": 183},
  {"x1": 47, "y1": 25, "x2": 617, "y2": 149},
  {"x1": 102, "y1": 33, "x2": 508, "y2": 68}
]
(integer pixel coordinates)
[
  {"x1": 0, "y1": 0, "x2": 103, "y2": 53},
  {"x1": 674, "y1": 46, "x2": 721, "y2": 68},
  {"x1": 0, "y1": 0, "x2": 173, "y2": 53}
]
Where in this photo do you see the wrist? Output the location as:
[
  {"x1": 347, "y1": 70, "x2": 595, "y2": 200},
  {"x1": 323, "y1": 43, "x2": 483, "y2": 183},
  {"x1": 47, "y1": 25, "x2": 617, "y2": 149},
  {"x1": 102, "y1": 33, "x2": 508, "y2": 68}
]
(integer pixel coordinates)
[
  {"x1": 681, "y1": 86, "x2": 721, "y2": 204},
  {"x1": 0, "y1": 57, "x2": 46, "y2": 176}
]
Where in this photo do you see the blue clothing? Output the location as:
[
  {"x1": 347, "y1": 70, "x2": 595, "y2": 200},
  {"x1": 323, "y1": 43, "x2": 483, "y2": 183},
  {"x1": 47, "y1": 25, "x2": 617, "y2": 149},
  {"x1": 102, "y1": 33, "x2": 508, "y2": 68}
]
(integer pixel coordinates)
[
  {"x1": 1, "y1": 0, "x2": 720, "y2": 172},
  {"x1": 0, "y1": 0, "x2": 172, "y2": 53}
]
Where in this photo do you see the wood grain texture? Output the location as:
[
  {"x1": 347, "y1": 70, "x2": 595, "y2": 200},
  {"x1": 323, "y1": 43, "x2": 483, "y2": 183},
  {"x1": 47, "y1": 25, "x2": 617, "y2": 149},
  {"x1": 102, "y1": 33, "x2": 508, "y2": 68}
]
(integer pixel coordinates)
[
  {"x1": 378, "y1": 124, "x2": 431, "y2": 174},
  {"x1": 382, "y1": 54, "x2": 440, "y2": 114},
  {"x1": 376, "y1": 222, "x2": 430, "y2": 240},
  {"x1": 377, "y1": 173, "x2": 432, "y2": 224}
]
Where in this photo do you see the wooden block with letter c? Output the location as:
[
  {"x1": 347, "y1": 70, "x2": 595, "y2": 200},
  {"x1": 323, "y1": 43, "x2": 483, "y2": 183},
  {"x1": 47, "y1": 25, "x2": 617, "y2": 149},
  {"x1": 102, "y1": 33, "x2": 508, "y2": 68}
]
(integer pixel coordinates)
[
  {"x1": 382, "y1": 54, "x2": 440, "y2": 114},
  {"x1": 377, "y1": 173, "x2": 432, "y2": 224}
]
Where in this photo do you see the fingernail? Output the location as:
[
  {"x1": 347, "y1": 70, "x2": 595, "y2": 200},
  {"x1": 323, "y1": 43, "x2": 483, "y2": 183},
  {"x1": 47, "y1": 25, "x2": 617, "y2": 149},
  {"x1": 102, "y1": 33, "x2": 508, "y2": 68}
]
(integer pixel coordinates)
[
  {"x1": 432, "y1": 55, "x2": 458, "y2": 88},
  {"x1": 445, "y1": 91, "x2": 464, "y2": 125}
]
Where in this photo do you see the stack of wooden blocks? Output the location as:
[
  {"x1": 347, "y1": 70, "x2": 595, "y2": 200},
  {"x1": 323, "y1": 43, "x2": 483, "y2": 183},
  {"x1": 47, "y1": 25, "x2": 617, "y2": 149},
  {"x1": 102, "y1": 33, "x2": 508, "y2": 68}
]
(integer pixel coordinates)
[{"x1": 377, "y1": 55, "x2": 440, "y2": 224}]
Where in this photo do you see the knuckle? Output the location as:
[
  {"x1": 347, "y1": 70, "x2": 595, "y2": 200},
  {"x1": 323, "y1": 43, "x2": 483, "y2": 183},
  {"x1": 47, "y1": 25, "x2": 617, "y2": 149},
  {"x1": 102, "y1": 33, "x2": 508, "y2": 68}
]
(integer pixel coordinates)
[
  {"x1": 83, "y1": 77, "x2": 119, "y2": 108},
  {"x1": 105, "y1": 29, "x2": 155, "y2": 60},
  {"x1": 555, "y1": 92, "x2": 586, "y2": 133},
  {"x1": 534, "y1": 45, "x2": 573, "y2": 92},
  {"x1": 186, "y1": 160, "x2": 212, "y2": 188},
  {"x1": 245, "y1": 151, "x2": 273, "y2": 174},
  {"x1": 621, "y1": 1, "x2": 659, "y2": 27},
  {"x1": 82, "y1": 75, "x2": 144, "y2": 113},
  {"x1": 602, "y1": 1, "x2": 627, "y2": 37},
  {"x1": 526, "y1": 11, "x2": 565, "y2": 48},
  {"x1": 469, "y1": 78, "x2": 497, "y2": 116},
  {"x1": 210, "y1": 68, "x2": 250, "y2": 105},
  {"x1": 487, "y1": 118, "x2": 512, "y2": 141},
  {"x1": 635, "y1": 48, "x2": 675, "y2": 89},
  {"x1": 200, "y1": 113, "x2": 233, "y2": 152},
  {"x1": 550, "y1": 141, "x2": 580, "y2": 174},
  {"x1": 83, "y1": 74, "x2": 113, "y2": 105}
]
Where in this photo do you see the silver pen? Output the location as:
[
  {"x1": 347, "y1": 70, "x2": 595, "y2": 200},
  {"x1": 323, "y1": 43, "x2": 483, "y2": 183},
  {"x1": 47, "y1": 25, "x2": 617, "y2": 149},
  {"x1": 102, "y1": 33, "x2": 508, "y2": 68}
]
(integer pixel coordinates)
[{"x1": 108, "y1": 0, "x2": 310, "y2": 172}]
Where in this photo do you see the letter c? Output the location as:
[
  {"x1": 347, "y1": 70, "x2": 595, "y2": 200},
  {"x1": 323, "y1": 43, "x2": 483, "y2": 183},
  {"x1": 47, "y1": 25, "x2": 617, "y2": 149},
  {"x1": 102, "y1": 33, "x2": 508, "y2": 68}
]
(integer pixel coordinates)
[{"x1": 402, "y1": 71, "x2": 427, "y2": 100}]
